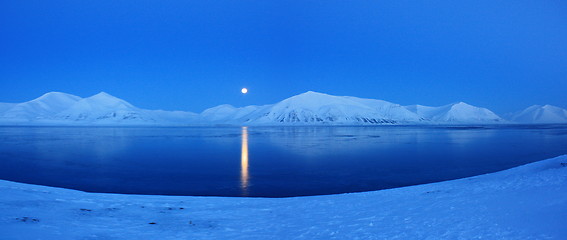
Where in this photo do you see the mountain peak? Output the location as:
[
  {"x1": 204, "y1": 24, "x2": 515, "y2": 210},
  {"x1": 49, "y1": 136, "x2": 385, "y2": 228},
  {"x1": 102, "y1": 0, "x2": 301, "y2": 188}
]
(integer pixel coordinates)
[
  {"x1": 39, "y1": 91, "x2": 69, "y2": 97},
  {"x1": 78, "y1": 92, "x2": 137, "y2": 110},
  {"x1": 87, "y1": 92, "x2": 127, "y2": 103},
  {"x1": 33, "y1": 92, "x2": 81, "y2": 102},
  {"x1": 296, "y1": 91, "x2": 328, "y2": 97},
  {"x1": 281, "y1": 91, "x2": 358, "y2": 107},
  {"x1": 91, "y1": 92, "x2": 115, "y2": 98},
  {"x1": 216, "y1": 104, "x2": 236, "y2": 108},
  {"x1": 4, "y1": 90, "x2": 553, "y2": 125},
  {"x1": 201, "y1": 104, "x2": 236, "y2": 113},
  {"x1": 453, "y1": 102, "x2": 471, "y2": 106},
  {"x1": 1, "y1": 92, "x2": 82, "y2": 119},
  {"x1": 511, "y1": 104, "x2": 567, "y2": 123},
  {"x1": 447, "y1": 102, "x2": 469, "y2": 111}
]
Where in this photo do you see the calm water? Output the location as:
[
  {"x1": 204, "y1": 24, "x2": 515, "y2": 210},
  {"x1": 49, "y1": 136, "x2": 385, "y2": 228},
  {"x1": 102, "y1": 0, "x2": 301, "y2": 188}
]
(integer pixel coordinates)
[{"x1": 0, "y1": 125, "x2": 566, "y2": 197}]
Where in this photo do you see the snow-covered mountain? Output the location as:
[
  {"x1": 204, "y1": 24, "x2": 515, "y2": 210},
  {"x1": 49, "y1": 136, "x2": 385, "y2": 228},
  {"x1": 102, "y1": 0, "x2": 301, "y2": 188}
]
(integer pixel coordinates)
[
  {"x1": 236, "y1": 91, "x2": 424, "y2": 125},
  {"x1": 0, "y1": 92, "x2": 81, "y2": 121},
  {"x1": 0, "y1": 103, "x2": 17, "y2": 114},
  {"x1": 55, "y1": 92, "x2": 155, "y2": 123},
  {"x1": 146, "y1": 110, "x2": 200, "y2": 124},
  {"x1": 201, "y1": 104, "x2": 265, "y2": 123},
  {"x1": 510, "y1": 105, "x2": 567, "y2": 124},
  {"x1": 1, "y1": 90, "x2": 563, "y2": 125},
  {"x1": 0, "y1": 92, "x2": 198, "y2": 125},
  {"x1": 406, "y1": 102, "x2": 504, "y2": 123},
  {"x1": 200, "y1": 91, "x2": 506, "y2": 125}
]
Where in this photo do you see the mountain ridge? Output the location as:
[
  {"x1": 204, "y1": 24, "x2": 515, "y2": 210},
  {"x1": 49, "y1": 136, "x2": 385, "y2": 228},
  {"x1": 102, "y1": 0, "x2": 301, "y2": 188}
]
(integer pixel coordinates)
[
  {"x1": 0, "y1": 91, "x2": 565, "y2": 125},
  {"x1": 509, "y1": 105, "x2": 567, "y2": 124},
  {"x1": 0, "y1": 92, "x2": 81, "y2": 121}
]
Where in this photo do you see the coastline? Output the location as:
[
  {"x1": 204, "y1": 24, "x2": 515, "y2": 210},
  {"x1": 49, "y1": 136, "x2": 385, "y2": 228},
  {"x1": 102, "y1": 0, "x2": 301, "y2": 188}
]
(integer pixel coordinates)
[{"x1": 1, "y1": 155, "x2": 566, "y2": 239}]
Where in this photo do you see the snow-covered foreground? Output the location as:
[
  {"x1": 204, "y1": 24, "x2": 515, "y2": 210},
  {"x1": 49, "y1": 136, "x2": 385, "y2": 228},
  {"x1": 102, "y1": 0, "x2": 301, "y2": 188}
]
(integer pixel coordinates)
[{"x1": 1, "y1": 155, "x2": 566, "y2": 239}]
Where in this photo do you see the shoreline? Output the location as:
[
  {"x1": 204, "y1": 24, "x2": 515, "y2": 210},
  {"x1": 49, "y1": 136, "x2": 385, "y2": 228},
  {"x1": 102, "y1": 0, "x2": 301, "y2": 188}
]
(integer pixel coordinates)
[{"x1": 1, "y1": 155, "x2": 566, "y2": 239}]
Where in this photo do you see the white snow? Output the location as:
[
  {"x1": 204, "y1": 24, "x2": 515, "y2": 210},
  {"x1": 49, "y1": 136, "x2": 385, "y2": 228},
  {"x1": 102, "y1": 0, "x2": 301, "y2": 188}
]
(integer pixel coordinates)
[
  {"x1": 241, "y1": 91, "x2": 424, "y2": 124},
  {"x1": 146, "y1": 110, "x2": 200, "y2": 124},
  {"x1": 201, "y1": 104, "x2": 265, "y2": 123},
  {"x1": 344, "y1": 96, "x2": 424, "y2": 122},
  {"x1": 0, "y1": 92, "x2": 199, "y2": 126},
  {"x1": 0, "y1": 103, "x2": 17, "y2": 114},
  {"x1": 0, "y1": 92, "x2": 81, "y2": 121},
  {"x1": 405, "y1": 102, "x2": 504, "y2": 123},
  {"x1": 1, "y1": 91, "x2": 565, "y2": 126},
  {"x1": 1, "y1": 155, "x2": 566, "y2": 239},
  {"x1": 55, "y1": 92, "x2": 156, "y2": 123},
  {"x1": 511, "y1": 105, "x2": 567, "y2": 124},
  {"x1": 203, "y1": 91, "x2": 428, "y2": 125}
]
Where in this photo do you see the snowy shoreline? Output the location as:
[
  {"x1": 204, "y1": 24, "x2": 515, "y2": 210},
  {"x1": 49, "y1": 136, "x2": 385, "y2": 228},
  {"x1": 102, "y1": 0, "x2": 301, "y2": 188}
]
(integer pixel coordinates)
[{"x1": 1, "y1": 155, "x2": 566, "y2": 239}]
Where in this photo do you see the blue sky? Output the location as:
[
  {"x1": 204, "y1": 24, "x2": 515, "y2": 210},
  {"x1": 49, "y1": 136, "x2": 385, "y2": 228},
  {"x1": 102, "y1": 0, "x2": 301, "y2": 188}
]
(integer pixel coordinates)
[{"x1": 1, "y1": 0, "x2": 566, "y2": 114}]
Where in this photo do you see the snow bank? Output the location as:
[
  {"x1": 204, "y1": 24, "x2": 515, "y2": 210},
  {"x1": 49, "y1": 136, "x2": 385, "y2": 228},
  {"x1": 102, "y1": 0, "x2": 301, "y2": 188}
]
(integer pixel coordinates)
[{"x1": 1, "y1": 155, "x2": 566, "y2": 239}]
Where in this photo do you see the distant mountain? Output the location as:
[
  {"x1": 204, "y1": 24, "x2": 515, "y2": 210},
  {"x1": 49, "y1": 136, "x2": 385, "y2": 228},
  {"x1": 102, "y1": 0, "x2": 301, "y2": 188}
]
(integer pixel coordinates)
[
  {"x1": 405, "y1": 102, "x2": 504, "y2": 123},
  {"x1": 201, "y1": 104, "x2": 264, "y2": 123},
  {"x1": 238, "y1": 91, "x2": 424, "y2": 125},
  {"x1": 54, "y1": 92, "x2": 156, "y2": 123},
  {"x1": 201, "y1": 91, "x2": 500, "y2": 125},
  {"x1": 0, "y1": 92, "x2": 81, "y2": 121},
  {"x1": 0, "y1": 92, "x2": 198, "y2": 125},
  {"x1": 146, "y1": 110, "x2": 200, "y2": 124},
  {"x1": 0, "y1": 91, "x2": 563, "y2": 125},
  {"x1": 510, "y1": 105, "x2": 567, "y2": 124},
  {"x1": 0, "y1": 103, "x2": 17, "y2": 114}
]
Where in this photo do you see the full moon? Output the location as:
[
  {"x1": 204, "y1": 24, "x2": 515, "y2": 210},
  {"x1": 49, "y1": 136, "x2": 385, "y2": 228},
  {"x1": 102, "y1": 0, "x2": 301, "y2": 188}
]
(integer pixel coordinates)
[{"x1": 241, "y1": 88, "x2": 248, "y2": 94}]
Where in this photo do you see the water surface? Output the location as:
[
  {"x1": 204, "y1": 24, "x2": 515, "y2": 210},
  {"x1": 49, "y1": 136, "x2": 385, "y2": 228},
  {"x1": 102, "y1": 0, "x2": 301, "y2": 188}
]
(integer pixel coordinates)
[{"x1": 0, "y1": 125, "x2": 566, "y2": 197}]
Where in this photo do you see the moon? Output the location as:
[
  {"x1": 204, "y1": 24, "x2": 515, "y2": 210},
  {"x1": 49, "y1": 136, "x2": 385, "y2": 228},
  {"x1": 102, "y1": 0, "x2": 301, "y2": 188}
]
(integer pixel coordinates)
[{"x1": 241, "y1": 88, "x2": 248, "y2": 94}]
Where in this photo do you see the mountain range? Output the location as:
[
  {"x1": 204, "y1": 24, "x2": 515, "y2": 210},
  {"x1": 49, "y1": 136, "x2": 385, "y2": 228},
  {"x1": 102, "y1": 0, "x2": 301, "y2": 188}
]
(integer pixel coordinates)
[{"x1": 0, "y1": 91, "x2": 565, "y2": 125}]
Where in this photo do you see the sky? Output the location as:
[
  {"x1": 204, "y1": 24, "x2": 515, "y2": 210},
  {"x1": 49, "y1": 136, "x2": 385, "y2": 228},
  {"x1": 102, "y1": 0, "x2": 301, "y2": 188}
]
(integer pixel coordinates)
[{"x1": 1, "y1": 0, "x2": 566, "y2": 114}]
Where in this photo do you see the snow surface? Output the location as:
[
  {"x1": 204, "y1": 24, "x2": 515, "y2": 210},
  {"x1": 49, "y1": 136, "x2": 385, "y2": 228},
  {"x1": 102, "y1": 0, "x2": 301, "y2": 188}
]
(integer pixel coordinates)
[
  {"x1": 243, "y1": 91, "x2": 424, "y2": 124},
  {"x1": 0, "y1": 92, "x2": 81, "y2": 121},
  {"x1": 511, "y1": 105, "x2": 567, "y2": 124},
  {"x1": 0, "y1": 92, "x2": 199, "y2": 126},
  {"x1": 405, "y1": 102, "x2": 504, "y2": 123},
  {"x1": 1, "y1": 155, "x2": 566, "y2": 239},
  {"x1": 0, "y1": 103, "x2": 17, "y2": 114},
  {"x1": 201, "y1": 104, "x2": 265, "y2": 123},
  {"x1": 203, "y1": 91, "x2": 502, "y2": 125},
  {"x1": 54, "y1": 92, "x2": 157, "y2": 123},
  {"x1": 1, "y1": 91, "x2": 565, "y2": 125},
  {"x1": 146, "y1": 110, "x2": 200, "y2": 124}
]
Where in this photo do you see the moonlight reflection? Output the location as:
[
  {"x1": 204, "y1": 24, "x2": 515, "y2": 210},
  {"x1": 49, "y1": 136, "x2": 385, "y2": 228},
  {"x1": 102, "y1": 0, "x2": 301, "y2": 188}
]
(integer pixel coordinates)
[{"x1": 240, "y1": 127, "x2": 249, "y2": 195}]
